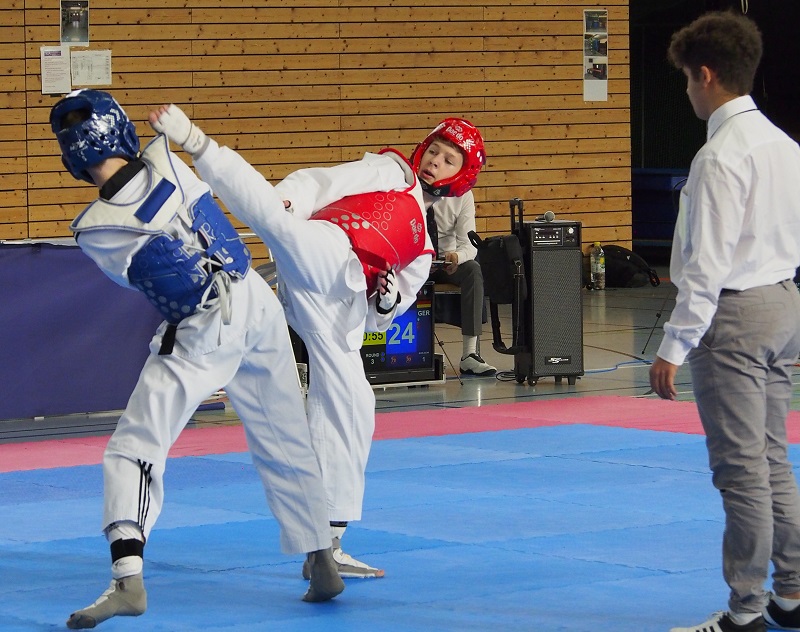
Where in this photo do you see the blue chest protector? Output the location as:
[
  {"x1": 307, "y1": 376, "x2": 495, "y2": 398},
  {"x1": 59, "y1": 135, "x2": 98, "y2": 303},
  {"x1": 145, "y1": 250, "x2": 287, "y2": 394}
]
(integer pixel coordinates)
[
  {"x1": 127, "y1": 190, "x2": 250, "y2": 323},
  {"x1": 71, "y1": 135, "x2": 251, "y2": 324}
]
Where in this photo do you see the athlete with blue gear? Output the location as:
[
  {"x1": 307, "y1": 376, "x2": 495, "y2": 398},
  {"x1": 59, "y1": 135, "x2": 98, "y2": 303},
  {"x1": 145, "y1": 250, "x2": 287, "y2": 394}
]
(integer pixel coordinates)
[{"x1": 51, "y1": 89, "x2": 343, "y2": 629}]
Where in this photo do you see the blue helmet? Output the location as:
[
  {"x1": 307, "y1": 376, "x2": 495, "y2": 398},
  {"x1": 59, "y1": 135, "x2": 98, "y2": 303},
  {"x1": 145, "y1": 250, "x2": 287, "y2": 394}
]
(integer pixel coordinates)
[{"x1": 50, "y1": 89, "x2": 140, "y2": 183}]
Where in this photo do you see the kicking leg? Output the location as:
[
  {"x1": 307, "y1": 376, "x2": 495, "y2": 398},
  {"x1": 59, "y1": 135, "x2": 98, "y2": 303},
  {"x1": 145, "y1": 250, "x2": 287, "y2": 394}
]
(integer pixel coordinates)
[{"x1": 67, "y1": 523, "x2": 147, "y2": 629}]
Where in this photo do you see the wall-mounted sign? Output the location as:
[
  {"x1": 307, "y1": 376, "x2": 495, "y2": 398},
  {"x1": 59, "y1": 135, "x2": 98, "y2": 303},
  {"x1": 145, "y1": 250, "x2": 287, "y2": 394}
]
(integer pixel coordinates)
[
  {"x1": 71, "y1": 49, "x2": 112, "y2": 86},
  {"x1": 583, "y1": 9, "x2": 608, "y2": 102},
  {"x1": 60, "y1": 0, "x2": 89, "y2": 47},
  {"x1": 40, "y1": 46, "x2": 72, "y2": 95}
]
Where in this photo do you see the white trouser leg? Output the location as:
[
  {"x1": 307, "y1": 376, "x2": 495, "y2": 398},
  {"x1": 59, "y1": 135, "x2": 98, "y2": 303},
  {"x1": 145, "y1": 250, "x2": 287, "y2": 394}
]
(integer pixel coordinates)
[{"x1": 102, "y1": 274, "x2": 329, "y2": 554}]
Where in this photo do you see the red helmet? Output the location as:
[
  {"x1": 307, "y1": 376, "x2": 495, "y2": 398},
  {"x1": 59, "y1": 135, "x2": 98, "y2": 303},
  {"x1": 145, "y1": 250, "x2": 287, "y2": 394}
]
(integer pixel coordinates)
[{"x1": 410, "y1": 117, "x2": 486, "y2": 197}]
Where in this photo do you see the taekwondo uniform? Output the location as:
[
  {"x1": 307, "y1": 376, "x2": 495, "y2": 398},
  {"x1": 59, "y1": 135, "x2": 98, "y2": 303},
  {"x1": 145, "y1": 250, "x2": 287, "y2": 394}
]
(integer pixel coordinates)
[
  {"x1": 190, "y1": 140, "x2": 434, "y2": 523},
  {"x1": 70, "y1": 135, "x2": 331, "y2": 554}
]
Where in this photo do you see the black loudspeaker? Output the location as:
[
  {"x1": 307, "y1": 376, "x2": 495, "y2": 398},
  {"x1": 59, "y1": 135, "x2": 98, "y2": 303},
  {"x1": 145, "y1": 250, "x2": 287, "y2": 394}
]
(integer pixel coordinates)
[{"x1": 513, "y1": 221, "x2": 584, "y2": 385}]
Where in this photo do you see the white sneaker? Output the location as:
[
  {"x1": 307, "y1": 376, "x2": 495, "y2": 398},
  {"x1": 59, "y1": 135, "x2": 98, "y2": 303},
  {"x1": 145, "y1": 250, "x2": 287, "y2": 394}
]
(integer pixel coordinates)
[
  {"x1": 459, "y1": 353, "x2": 496, "y2": 376},
  {"x1": 66, "y1": 573, "x2": 147, "y2": 629}
]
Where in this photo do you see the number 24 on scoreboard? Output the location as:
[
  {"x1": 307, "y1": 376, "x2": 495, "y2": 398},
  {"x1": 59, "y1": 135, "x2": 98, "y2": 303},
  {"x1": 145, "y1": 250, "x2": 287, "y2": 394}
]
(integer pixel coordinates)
[{"x1": 362, "y1": 321, "x2": 416, "y2": 348}]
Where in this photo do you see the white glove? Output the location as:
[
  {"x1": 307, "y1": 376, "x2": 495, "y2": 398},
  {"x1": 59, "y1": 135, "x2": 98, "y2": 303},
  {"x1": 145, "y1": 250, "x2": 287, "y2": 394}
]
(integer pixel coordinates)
[
  {"x1": 376, "y1": 268, "x2": 401, "y2": 315},
  {"x1": 149, "y1": 104, "x2": 209, "y2": 156}
]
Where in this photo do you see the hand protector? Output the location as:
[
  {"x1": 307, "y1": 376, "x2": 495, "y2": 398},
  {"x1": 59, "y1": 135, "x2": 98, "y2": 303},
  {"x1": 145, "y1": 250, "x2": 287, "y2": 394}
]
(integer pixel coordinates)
[
  {"x1": 150, "y1": 104, "x2": 209, "y2": 156},
  {"x1": 376, "y1": 268, "x2": 401, "y2": 315}
]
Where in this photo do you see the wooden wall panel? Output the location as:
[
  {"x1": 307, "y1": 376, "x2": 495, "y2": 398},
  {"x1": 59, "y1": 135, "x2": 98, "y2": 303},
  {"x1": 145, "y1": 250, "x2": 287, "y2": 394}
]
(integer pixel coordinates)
[
  {"x1": 15, "y1": 0, "x2": 631, "y2": 265},
  {"x1": 1, "y1": 1, "x2": 28, "y2": 240}
]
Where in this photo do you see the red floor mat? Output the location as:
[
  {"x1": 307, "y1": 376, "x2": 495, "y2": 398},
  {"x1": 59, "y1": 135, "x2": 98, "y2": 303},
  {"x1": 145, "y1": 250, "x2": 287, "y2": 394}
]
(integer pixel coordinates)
[{"x1": 3, "y1": 396, "x2": 799, "y2": 473}]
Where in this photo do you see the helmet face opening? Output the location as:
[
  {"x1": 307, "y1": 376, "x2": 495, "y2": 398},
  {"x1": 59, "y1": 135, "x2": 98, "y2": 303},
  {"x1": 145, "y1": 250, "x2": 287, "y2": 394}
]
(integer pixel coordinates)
[
  {"x1": 411, "y1": 118, "x2": 486, "y2": 197},
  {"x1": 50, "y1": 89, "x2": 140, "y2": 183},
  {"x1": 56, "y1": 107, "x2": 91, "y2": 132}
]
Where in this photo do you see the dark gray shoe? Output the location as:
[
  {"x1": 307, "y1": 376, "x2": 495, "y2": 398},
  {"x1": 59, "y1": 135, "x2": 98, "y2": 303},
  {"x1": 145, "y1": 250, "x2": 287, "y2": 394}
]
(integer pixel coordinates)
[
  {"x1": 66, "y1": 573, "x2": 147, "y2": 629},
  {"x1": 302, "y1": 548, "x2": 345, "y2": 602}
]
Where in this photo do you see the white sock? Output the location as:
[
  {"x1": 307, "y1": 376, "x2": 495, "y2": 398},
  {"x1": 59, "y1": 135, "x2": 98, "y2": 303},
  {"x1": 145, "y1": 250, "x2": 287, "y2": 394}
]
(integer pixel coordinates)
[
  {"x1": 330, "y1": 525, "x2": 346, "y2": 541},
  {"x1": 774, "y1": 595, "x2": 800, "y2": 610},
  {"x1": 728, "y1": 611, "x2": 761, "y2": 625},
  {"x1": 462, "y1": 336, "x2": 477, "y2": 359},
  {"x1": 111, "y1": 556, "x2": 143, "y2": 580}
]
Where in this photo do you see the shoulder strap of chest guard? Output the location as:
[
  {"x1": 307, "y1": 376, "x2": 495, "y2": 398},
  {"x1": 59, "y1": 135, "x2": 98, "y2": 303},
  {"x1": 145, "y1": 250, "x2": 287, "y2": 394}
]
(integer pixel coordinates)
[{"x1": 69, "y1": 135, "x2": 185, "y2": 235}]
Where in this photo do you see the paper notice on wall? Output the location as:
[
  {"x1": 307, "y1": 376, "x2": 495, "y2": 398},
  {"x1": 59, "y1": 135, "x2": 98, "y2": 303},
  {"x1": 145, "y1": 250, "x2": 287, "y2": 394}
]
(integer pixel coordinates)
[
  {"x1": 40, "y1": 46, "x2": 72, "y2": 95},
  {"x1": 583, "y1": 9, "x2": 608, "y2": 102},
  {"x1": 71, "y1": 49, "x2": 112, "y2": 86}
]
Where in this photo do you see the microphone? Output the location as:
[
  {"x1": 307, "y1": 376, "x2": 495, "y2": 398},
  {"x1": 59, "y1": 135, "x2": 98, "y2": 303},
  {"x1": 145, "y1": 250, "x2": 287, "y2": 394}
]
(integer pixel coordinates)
[{"x1": 536, "y1": 210, "x2": 555, "y2": 222}]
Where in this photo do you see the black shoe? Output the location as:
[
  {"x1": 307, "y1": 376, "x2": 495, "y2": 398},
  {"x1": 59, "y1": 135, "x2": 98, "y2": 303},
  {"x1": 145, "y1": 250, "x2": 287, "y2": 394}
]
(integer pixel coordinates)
[
  {"x1": 764, "y1": 595, "x2": 800, "y2": 630},
  {"x1": 670, "y1": 611, "x2": 766, "y2": 632}
]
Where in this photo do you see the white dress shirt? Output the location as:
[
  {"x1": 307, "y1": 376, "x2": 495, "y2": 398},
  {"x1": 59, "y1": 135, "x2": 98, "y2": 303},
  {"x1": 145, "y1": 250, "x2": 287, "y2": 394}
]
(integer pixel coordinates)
[
  {"x1": 425, "y1": 189, "x2": 478, "y2": 264},
  {"x1": 657, "y1": 95, "x2": 800, "y2": 365}
]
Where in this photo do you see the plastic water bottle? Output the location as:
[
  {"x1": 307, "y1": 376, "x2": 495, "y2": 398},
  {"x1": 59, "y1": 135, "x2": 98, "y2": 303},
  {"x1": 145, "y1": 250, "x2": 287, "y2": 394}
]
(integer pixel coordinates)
[{"x1": 590, "y1": 242, "x2": 606, "y2": 290}]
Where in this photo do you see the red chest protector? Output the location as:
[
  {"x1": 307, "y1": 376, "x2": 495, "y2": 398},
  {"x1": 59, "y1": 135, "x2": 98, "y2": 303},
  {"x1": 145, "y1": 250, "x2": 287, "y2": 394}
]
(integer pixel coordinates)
[{"x1": 310, "y1": 152, "x2": 428, "y2": 292}]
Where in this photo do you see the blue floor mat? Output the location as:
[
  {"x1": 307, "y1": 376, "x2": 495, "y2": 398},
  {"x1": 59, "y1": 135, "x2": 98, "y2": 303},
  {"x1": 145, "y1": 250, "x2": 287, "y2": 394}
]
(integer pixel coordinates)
[{"x1": 0, "y1": 425, "x2": 764, "y2": 631}]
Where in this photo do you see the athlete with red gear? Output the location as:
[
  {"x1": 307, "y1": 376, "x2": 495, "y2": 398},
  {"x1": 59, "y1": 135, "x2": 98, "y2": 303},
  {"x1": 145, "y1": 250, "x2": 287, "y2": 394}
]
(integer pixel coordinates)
[
  {"x1": 412, "y1": 117, "x2": 486, "y2": 198},
  {"x1": 149, "y1": 103, "x2": 434, "y2": 580},
  {"x1": 413, "y1": 118, "x2": 495, "y2": 376}
]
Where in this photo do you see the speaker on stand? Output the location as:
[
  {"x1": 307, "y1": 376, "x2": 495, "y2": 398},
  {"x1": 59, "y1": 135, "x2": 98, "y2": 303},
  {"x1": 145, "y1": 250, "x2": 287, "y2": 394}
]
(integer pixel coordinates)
[{"x1": 513, "y1": 220, "x2": 584, "y2": 385}]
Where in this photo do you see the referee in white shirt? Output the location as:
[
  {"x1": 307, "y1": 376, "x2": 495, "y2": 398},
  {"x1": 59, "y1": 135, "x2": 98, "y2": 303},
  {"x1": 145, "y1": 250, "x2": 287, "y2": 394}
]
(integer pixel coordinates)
[{"x1": 649, "y1": 11, "x2": 800, "y2": 632}]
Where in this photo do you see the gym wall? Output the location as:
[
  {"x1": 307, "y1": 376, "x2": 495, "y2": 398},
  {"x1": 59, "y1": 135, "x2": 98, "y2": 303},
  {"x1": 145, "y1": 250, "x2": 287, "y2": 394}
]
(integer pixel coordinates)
[{"x1": 2, "y1": 0, "x2": 631, "y2": 265}]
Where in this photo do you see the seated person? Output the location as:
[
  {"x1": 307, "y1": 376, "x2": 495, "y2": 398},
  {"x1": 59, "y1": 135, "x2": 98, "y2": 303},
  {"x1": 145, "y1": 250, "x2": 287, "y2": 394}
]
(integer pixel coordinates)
[{"x1": 413, "y1": 118, "x2": 495, "y2": 376}]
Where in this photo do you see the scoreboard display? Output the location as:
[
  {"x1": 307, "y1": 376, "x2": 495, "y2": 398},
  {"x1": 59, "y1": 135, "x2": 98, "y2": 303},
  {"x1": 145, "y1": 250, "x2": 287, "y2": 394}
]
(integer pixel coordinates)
[{"x1": 360, "y1": 282, "x2": 438, "y2": 385}]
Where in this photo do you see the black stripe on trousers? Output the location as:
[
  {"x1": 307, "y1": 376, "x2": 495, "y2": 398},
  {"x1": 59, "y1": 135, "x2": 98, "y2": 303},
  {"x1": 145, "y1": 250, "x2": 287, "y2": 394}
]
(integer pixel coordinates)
[{"x1": 137, "y1": 460, "x2": 153, "y2": 535}]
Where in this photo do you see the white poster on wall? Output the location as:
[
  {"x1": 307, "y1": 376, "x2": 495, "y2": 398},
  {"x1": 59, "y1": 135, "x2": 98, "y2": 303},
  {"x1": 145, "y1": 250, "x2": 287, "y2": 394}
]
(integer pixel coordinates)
[
  {"x1": 71, "y1": 49, "x2": 112, "y2": 86},
  {"x1": 583, "y1": 9, "x2": 608, "y2": 102},
  {"x1": 40, "y1": 46, "x2": 72, "y2": 95}
]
